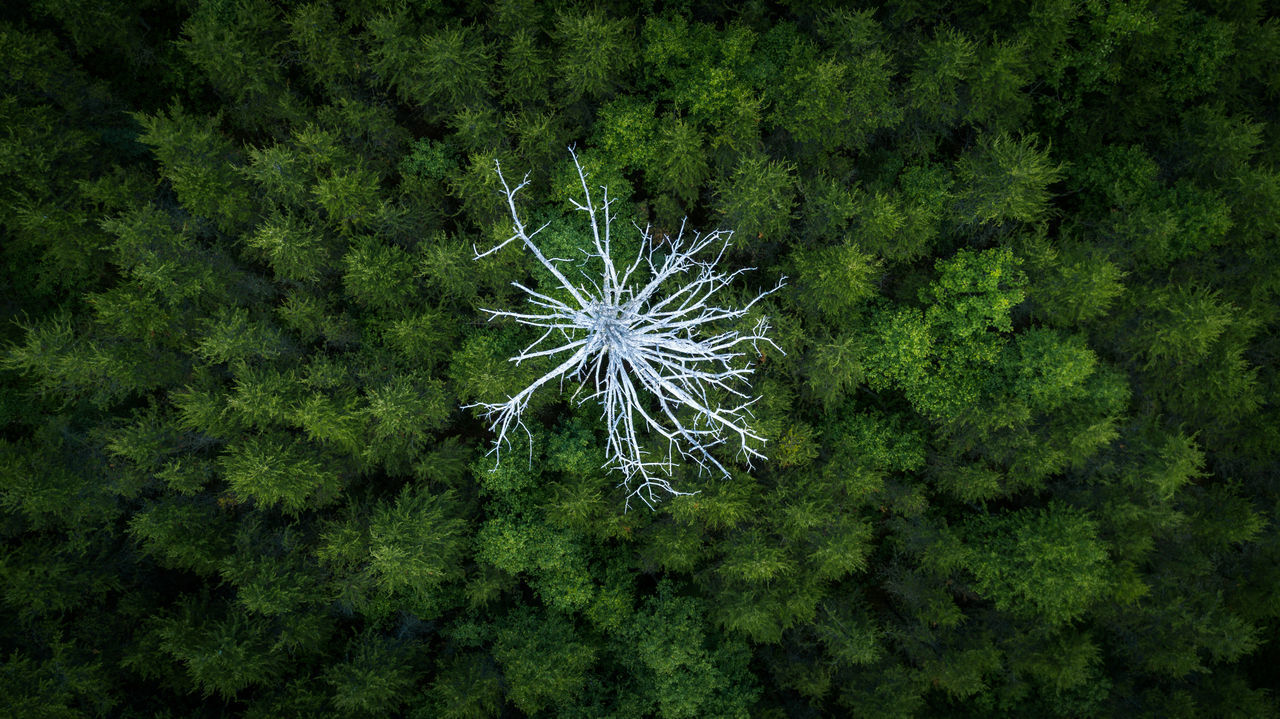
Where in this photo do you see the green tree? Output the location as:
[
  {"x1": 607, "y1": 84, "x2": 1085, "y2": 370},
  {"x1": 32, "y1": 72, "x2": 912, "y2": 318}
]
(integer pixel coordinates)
[
  {"x1": 493, "y1": 608, "x2": 596, "y2": 715},
  {"x1": 325, "y1": 632, "x2": 416, "y2": 716},
  {"x1": 715, "y1": 153, "x2": 796, "y2": 245},
  {"x1": 955, "y1": 132, "x2": 1064, "y2": 226},
  {"x1": 959, "y1": 503, "x2": 1111, "y2": 625},
  {"x1": 555, "y1": 11, "x2": 634, "y2": 105}
]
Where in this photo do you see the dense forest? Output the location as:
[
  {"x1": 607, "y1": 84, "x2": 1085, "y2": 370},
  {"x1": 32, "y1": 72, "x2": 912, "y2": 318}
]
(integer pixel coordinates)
[{"x1": 1, "y1": 0, "x2": 1278, "y2": 716}]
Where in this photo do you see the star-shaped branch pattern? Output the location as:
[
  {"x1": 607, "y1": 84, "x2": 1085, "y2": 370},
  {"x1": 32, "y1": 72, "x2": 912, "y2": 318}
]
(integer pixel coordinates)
[{"x1": 467, "y1": 148, "x2": 784, "y2": 509}]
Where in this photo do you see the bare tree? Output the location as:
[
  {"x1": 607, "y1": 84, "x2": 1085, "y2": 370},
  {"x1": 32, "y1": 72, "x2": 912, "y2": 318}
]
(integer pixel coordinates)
[{"x1": 468, "y1": 148, "x2": 784, "y2": 509}]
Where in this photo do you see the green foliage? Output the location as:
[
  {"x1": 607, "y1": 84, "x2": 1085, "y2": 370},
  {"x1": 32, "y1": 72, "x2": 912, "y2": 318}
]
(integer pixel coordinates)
[
  {"x1": 0, "y1": 642, "x2": 113, "y2": 719},
  {"x1": 476, "y1": 516, "x2": 594, "y2": 612},
  {"x1": 1007, "y1": 327, "x2": 1098, "y2": 414},
  {"x1": 427, "y1": 651, "x2": 504, "y2": 719},
  {"x1": 909, "y1": 26, "x2": 978, "y2": 130},
  {"x1": 315, "y1": 165, "x2": 382, "y2": 233},
  {"x1": 219, "y1": 433, "x2": 341, "y2": 514},
  {"x1": 342, "y1": 236, "x2": 417, "y2": 310},
  {"x1": 1129, "y1": 284, "x2": 1237, "y2": 369},
  {"x1": 625, "y1": 587, "x2": 759, "y2": 718},
  {"x1": 366, "y1": 486, "x2": 466, "y2": 601},
  {"x1": 791, "y1": 242, "x2": 881, "y2": 322},
  {"x1": 804, "y1": 331, "x2": 866, "y2": 412},
  {"x1": 857, "y1": 162, "x2": 953, "y2": 263},
  {"x1": 371, "y1": 17, "x2": 492, "y2": 118},
  {"x1": 1072, "y1": 144, "x2": 1235, "y2": 266},
  {"x1": 555, "y1": 11, "x2": 635, "y2": 104},
  {"x1": 493, "y1": 608, "x2": 596, "y2": 714},
  {"x1": 772, "y1": 14, "x2": 900, "y2": 155},
  {"x1": 156, "y1": 598, "x2": 288, "y2": 699},
  {"x1": 135, "y1": 105, "x2": 255, "y2": 232},
  {"x1": 956, "y1": 132, "x2": 1064, "y2": 225},
  {"x1": 246, "y1": 213, "x2": 332, "y2": 283},
  {"x1": 317, "y1": 485, "x2": 466, "y2": 619},
  {"x1": 179, "y1": 0, "x2": 300, "y2": 129},
  {"x1": 325, "y1": 632, "x2": 415, "y2": 716},
  {"x1": 866, "y1": 246, "x2": 1030, "y2": 428},
  {"x1": 641, "y1": 17, "x2": 763, "y2": 162},
  {"x1": 1024, "y1": 235, "x2": 1126, "y2": 326},
  {"x1": 715, "y1": 153, "x2": 797, "y2": 243},
  {"x1": 196, "y1": 307, "x2": 293, "y2": 366},
  {"x1": 650, "y1": 116, "x2": 711, "y2": 209},
  {"x1": 499, "y1": 27, "x2": 550, "y2": 107},
  {"x1": 961, "y1": 503, "x2": 1110, "y2": 625},
  {"x1": 1, "y1": 2, "x2": 1277, "y2": 717}
]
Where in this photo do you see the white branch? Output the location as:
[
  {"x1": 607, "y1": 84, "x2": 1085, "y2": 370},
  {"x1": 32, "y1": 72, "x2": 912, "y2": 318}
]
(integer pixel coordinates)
[{"x1": 469, "y1": 149, "x2": 786, "y2": 510}]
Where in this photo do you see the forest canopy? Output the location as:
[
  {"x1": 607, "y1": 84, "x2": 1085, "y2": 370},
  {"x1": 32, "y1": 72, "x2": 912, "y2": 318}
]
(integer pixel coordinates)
[{"x1": 0, "y1": 1, "x2": 1278, "y2": 717}]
